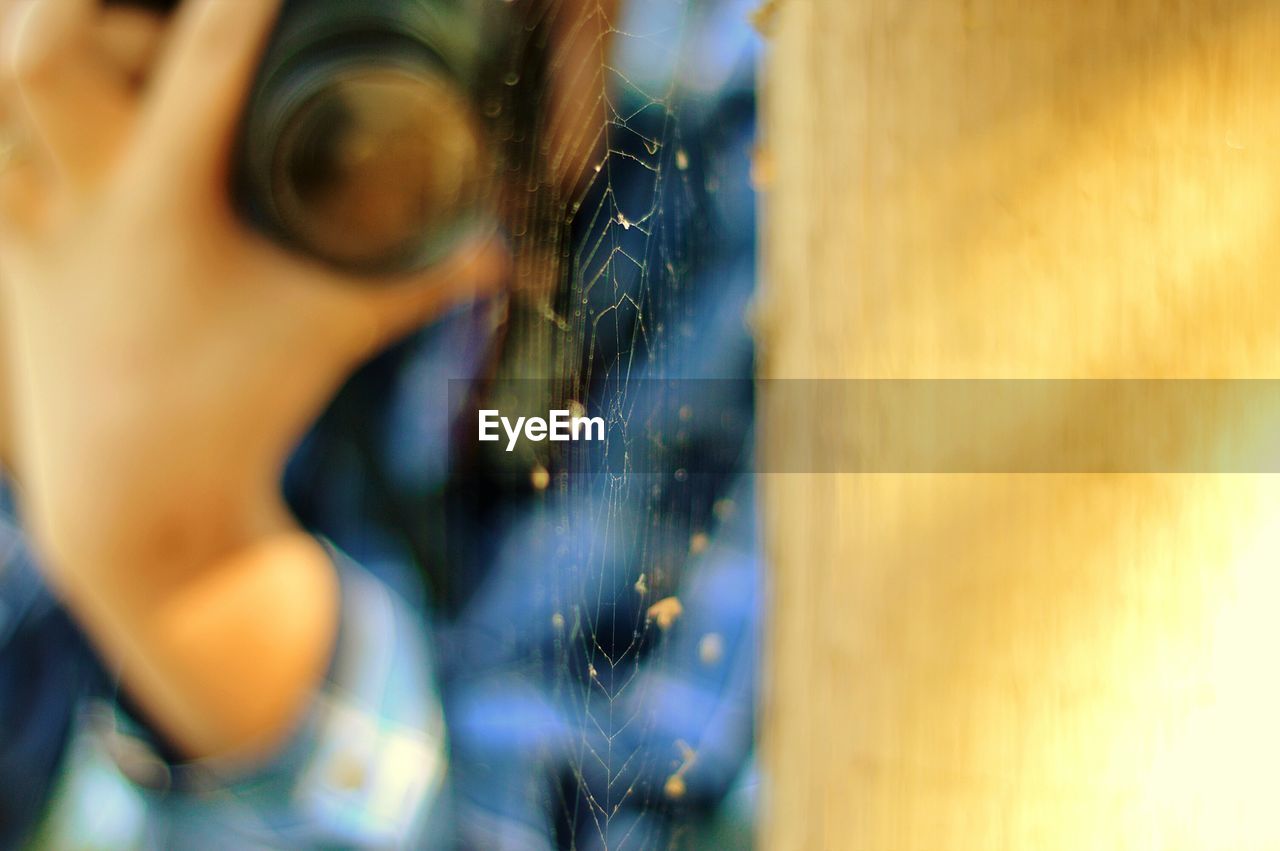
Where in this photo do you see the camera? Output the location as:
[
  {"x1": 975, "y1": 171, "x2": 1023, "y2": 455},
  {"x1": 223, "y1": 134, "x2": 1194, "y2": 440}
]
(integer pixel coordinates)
[{"x1": 130, "y1": 0, "x2": 503, "y2": 274}]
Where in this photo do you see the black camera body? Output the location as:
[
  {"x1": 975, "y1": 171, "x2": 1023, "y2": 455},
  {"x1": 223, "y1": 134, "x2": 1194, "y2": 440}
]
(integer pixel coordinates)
[{"x1": 133, "y1": 0, "x2": 503, "y2": 274}]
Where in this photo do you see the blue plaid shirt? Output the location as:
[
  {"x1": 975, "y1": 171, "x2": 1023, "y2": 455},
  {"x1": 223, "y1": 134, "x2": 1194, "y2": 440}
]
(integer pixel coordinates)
[{"x1": 0, "y1": 2, "x2": 760, "y2": 847}]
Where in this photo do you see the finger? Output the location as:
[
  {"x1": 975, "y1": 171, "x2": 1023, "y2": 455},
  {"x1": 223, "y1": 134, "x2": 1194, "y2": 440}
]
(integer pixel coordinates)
[
  {"x1": 545, "y1": 0, "x2": 618, "y2": 192},
  {"x1": 285, "y1": 236, "x2": 510, "y2": 357},
  {"x1": 354, "y1": 236, "x2": 511, "y2": 346},
  {"x1": 0, "y1": 153, "x2": 44, "y2": 237},
  {"x1": 0, "y1": 0, "x2": 17, "y2": 72},
  {"x1": 0, "y1": 0, "x2": 50, "y2": 238},
  {"x1": 0, "y1": 288, "x2": 14, "y2": 477},
  {"x1": 128, "y1": 0, "x2": 281, "y2": 193},
  {"x1": 96, "y1": 5, "x2": 163, "y2": 87},
  {"x1": 2, "y1": 0, "x2": 136, "y2": 190},
  {"x1": 0, "y1": 124, "x2": 47, "y2": 237}
]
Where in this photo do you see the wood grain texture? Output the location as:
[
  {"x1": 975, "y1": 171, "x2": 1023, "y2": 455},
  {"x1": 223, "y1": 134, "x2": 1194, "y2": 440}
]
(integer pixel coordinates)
[{"x1": 759, "y1": 2, "x2": 1280, "y2": 848}]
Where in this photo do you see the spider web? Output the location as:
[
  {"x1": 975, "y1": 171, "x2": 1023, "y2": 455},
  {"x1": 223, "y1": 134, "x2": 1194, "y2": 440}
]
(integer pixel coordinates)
[{"x1": 469, "y1": 0, "x2": 756, "y2": 846}]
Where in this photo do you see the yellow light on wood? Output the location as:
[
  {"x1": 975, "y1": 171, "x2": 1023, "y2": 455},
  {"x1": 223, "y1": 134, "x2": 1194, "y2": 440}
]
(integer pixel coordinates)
[{"x1": 761, "y1": 2, "x2": 1280, "y2": 849}]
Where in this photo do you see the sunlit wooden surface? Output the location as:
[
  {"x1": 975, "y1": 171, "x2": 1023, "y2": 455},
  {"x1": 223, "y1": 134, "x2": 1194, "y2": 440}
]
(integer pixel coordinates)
[{"x1": 760, "y1": 1, "x2": 1280, "y2": 848}]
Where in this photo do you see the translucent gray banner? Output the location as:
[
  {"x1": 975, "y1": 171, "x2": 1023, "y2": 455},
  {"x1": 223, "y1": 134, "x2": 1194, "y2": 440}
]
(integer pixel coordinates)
[{"x1": 448, "y1": 380, "x2": 1280, "y2": 474}]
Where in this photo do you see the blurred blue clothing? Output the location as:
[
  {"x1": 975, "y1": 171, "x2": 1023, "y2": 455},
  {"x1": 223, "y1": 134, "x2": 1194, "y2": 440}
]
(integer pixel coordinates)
[
  {"x1": 0, "y1": 2, "x2": 761, "y2": 848},
  {"x1": 0, "y1": 493, "x2": 448, "y2": 849}
]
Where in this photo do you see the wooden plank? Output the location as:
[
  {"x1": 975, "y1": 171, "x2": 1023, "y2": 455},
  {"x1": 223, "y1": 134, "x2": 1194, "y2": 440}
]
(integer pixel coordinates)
[{"x1": 760, "y1": 2, "x2": 1280, "y2": 848}]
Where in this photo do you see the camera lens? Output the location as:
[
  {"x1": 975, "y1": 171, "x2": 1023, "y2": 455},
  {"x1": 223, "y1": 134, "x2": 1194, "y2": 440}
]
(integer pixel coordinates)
[{"x1": 260, "y1": 63, "x2": 487, "y2": 273}]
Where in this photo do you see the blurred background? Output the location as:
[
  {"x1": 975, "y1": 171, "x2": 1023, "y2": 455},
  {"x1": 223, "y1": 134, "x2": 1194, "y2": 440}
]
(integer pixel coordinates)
[{"x1": 279, "y1": 0, "x2": 765, "y2": 848}]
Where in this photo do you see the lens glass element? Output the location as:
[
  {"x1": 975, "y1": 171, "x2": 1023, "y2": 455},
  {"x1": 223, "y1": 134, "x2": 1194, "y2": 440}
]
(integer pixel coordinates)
[{"x1": 269, "y1": 65, "x2": 486, "y2": 272}]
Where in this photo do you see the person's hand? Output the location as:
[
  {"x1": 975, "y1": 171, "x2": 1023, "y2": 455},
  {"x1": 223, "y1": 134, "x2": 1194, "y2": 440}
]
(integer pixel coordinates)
[{"x1": 0, "y1": 0, "x2": 507, "y2": 759}]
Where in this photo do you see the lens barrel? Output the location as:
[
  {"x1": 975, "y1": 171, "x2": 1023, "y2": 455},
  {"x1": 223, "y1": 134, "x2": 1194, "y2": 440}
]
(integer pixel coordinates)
[
  {"x1": 107, "y1": 0, "x2": 500, "y2": 274},
  {"x1": 233, "y1": 0, "x2": 497, "y2": 275}
]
